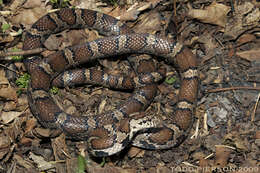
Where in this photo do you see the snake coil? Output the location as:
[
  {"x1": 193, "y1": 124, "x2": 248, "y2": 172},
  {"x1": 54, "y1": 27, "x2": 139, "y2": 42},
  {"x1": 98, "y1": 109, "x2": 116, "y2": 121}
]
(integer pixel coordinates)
[{"x1": 23, "y1": 8, "x2": 199, "y2": 157}]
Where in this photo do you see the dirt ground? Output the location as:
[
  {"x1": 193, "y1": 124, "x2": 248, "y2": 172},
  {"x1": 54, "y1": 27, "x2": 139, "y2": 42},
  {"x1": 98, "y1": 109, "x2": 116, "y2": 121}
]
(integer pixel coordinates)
[{"x1": 0, "y1": 0, "x2": 259, "y2": 172}]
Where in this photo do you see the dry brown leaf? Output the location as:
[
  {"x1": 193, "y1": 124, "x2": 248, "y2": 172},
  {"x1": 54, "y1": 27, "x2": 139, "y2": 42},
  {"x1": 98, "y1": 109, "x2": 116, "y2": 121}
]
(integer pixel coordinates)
[
  {"x1": 154, "y1": 166, "x2": 172, "y2": 173},
  {"x1": 215, "y1": 146, "x2": 231, "y2": 167},
  {"x1": 0, "y1": 69, "x2": 10, "y2": 85},
  {"x1": 192, "y1": 151, "x2": 206, "y2": 161},
  {"x1": 236, "y1": 49, "x2": 260, "y2": 61},
  {"x1": 117, "y1": 1, "x2": 161, "y2": 21},
  {"x1": 23, "y1": 0, "x2": 43, "y2": 8},
  {"x1": 70, "y1": 0, "x2": 104, "y2": 12},
  {"x1": 148, "y1": 0, "x2": 163, "y2": 7},
  {"x1": 0, "y1": 34, "x2": 14, "y2": 44},
  {"x1": 243, "y1": 5, "x2": 260, "y2": 26},
  {"x1": 199, "y1": 157, "x2": 211, "y2": 168},
  {"x1": 188, "y1": 2, "x2": 230, "y2": 27},
  {"x1": 20, "y1": 137, "x2": 33, "y2": 145},
  {"x1": 8, "y1": 0, "x2": 26, "y2": 11},
  {"x1": 118, "y1": 9, "x2": 140, "y2": 21},
  {"x1": 3, "y1": 101, "x2": 17, "y2": 111},
  {"x1": 29, "y1": 152, "x2": 55, "y2": 171},
  {"x1": 236, "y1": 34, "x2": 256, "y2": 46},
  {"x1": 34, "y1": 127, "x2": 61, "y2": 138},
  {"x1": 127, "y1": 146, "x2": 145, "y2": 158},
  {"x1": 224, "y1": 2, "x2": 260, "y2": 40},
  {"x1": 0, "y1": 133, "x2": 11, "y2": 160},
  {"x1": 224, "y1": 133, "x2": 249, "y2": 151},
  {"x1": 13, "y1": 154, "x2": 34, "y2": 169},
  {"x1": 11, "y1": 7, "x2": 47, "y2": 27},
  {"x1": 24, "y1": 118, "x2": 37, "y2": 134},
  {"x1": 52, "y1": 134, "x2": 70, "y2": 160},
  {"x1": 1, "y1": 111, "x2": 22, "y2": 124},
  {"x1": 134, "y1": 12, "x2": 163, "y2": 34},
  {"x1": 255, "y1": 131, "x2": 260, "y2": 139},
  {"x1": 87, "y1": 164, "x2": 136, "y2": 173},
  {"x1": 0, "y1": 87, "x2": 17, "y2": 101},
  {"x1": 197, "y1": 31, "x2": 218, "y2": 54},
  {"x1": 16, "y1": 96, "x2": 29, "y2": 112}
]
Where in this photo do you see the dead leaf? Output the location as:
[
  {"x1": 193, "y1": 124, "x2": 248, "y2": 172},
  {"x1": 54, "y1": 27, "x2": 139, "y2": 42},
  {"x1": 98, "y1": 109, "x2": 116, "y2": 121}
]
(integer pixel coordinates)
[
  {"x1": 70, "y1": 0, "x2": 104, "y2": 12},
  {"x1": 236, "y1": 34, "x2": 256, "y2": 47},
  {"x1": 188, "y1": 2, "x2": 230, "y2": 27},
  {"x1": 0, "y1": 87, "x2": 17, "y2": 101},
  {"x1": 117, "y1": 1, "x2": 162, "y2": 21},
  {"x1": 0, "y1": 133, "x2": 11, "y2": 160},
  {"x1": 197, "y1": 31, "x2": 218, "y2": 54},
  {"x1": 134, "y1": 12, "x2": 163, "y2": 34},
  {"x1": 8, "y1": 0, "x2": 26, "y2": 11},
  {"x1": 224, "y1": 2, "x2": 260, "y2": 40},
  {"x1": 20, "y1": 137, "x2": 33, "y2": 145},
  {"x1": 127, "y1": 146, "x2": 145, "y2": 158},
  {"x1": 199, "y1": 157, "x2": 211, "y2": 168},
  {"x1": 0, "y1": 69, "x2": 10, "y2": 85},
  {"x1": 11, "y1": 7, "x2": 47, "y2": 27},
  {"x1": 243, "y1": 6, "x2": 260, "y2": 26},
  {"x1": 3, "y1": 101, "x2": 17, "y2": 111},
  {"x1": 192, "y1": 151, "x2": 206, "y2": 161},
  {"x1": 23, "y1": 0, "x2": 43, "y2": 9},
  {"x1": 215, "y1": 145, "x2": 231, "y2": 167},
  {"x1": 13, "y1": 154, "x2": 34, "y2": 169},
  {"x1": 224, "y1": 133, "x2": 249, "y2": 152},
  {"x1": 118, "y1": 9, "x2": 140, "y2": 21},
  {"x1": 16, "y1": 96, "x2": 29, "y2": 112},
  {"x1": 236, "y1": 49, "x2": 260, "y2": 61},
  {"x1": 29, "y1": 152, "x2": 55, "y2": 171},
  {"x1": 24, "y1": 118, "x2": 37, "y2": 134},
  {"x1": 87, "y1": 164, "x2": 136, "y2": 173},
  {"x1": 255, "y1": 131, "x2": 260, "y2": 139},
  {"x1": 1, "y1": 111, "x2": 22, "y2": 124},
  {"x1": 52, "y1": 134, "x2": 70, "y2": 160},
  {"x1": 33, "y1": 128, "x2": 61, "y2": 138}
]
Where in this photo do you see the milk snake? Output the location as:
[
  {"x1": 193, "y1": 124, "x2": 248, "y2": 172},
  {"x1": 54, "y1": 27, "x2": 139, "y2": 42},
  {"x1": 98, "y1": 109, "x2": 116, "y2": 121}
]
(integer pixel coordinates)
[{"x1": 22, "y1": 8, "x2": 199, "y2": 157}]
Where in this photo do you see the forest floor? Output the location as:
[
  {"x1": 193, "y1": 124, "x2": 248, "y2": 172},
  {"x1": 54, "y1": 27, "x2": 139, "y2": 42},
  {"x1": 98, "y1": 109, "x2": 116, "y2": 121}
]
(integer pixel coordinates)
[{"x1": 0, "y1": 0, "x2": 259, "y2": 172}]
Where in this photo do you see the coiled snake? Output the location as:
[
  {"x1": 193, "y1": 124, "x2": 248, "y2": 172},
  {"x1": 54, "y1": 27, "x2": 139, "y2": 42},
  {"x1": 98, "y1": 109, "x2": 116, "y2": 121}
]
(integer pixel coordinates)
[{"x1": 23, "y1": 8, "x2": 199, "y2": 157}]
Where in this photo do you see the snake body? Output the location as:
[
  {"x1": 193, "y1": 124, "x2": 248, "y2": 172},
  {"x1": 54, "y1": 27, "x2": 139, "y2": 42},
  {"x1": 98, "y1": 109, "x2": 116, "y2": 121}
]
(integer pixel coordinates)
[{"x1": 23, "y1": 8, "x2": 199, "y2": 157}]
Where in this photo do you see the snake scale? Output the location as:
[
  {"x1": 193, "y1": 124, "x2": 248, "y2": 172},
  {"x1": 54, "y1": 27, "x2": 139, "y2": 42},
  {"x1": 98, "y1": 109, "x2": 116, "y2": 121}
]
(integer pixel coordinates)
[{"x1": 22, "y1": 8, "x2": 199, "y2": 157}]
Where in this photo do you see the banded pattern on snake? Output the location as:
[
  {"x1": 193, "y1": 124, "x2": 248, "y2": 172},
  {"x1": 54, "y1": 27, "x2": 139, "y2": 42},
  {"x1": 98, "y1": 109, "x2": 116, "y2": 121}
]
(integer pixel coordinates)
[{"x1": 23, "y1": 8, "x2": 199, "y2": 157}]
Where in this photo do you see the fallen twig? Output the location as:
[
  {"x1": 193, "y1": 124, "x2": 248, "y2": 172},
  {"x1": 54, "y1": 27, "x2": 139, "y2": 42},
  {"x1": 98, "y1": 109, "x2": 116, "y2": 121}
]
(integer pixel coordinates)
[
  {"x1": 0, "y1": 48, "x2": 45, "y2": 59},
  {"x1": 206, "y1": 86, "x2": 260, "y2": 93}
]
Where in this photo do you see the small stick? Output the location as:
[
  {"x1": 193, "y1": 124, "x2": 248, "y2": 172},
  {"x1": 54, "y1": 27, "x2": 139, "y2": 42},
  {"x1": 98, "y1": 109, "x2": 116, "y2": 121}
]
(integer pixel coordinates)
[
  {"x1": 0, "y1": 64, "x2": 19, "y2": 74},
  {"x1": 251, "y1": 92, "x2": 260, "y2": 122},
  {"x1": 0, "y1": 48, "x2": 45, "y2": 58},
  {"x1": 206, "y1": 86, "x2": 260, "y2": 93}
]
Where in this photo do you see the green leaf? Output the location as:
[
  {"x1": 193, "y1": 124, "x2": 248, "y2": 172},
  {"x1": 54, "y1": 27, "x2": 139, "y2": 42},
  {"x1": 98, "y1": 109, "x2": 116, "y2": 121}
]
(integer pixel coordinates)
[
  {"x1": 165, "y1": 76, "x2": 177, "y2": 85},
  {"x1": 50, "y1": 0, "x2": 70, "y2": 8},
  {"x1": 10, "y1": 48, "x2": 23, "y2": 61},
  {"x1": 50, "y1": 0, "x2": 58, "y2": 4},
  {"x1": 16, "y1": 73, "x2": 30, "y2": 95},
  {"x1": 100, "y1": 157, "x2": 106, "y2": 167},
  {"x1": 77, "y1": 155, "x2": 86, "y2": 173},
  {"x1": 1, "y1": 23, "x2": 10, "y2": 32},
  {"x1": 50, "y1": 86, "x2": 59, "y2": 95}
]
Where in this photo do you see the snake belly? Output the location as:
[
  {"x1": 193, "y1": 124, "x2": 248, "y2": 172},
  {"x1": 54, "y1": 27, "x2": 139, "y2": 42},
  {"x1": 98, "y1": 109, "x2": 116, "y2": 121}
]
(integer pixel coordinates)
[{"x1": 22, "y1": 8, "x2": 199, "y2": 157}]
